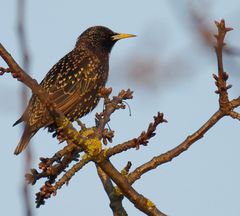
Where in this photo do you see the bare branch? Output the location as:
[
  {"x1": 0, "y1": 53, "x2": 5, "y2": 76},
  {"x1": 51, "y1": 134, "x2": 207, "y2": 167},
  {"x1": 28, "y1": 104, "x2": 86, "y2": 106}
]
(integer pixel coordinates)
[
  {"x1": 229, "y1": 111, "x2": 240, "y2": 120},
  {"x1": 96, "y1": 165, "x2": 128, "y2": 216},
  {"x1": 105, "y1": 112, "x2": 167, "y2": 157},
  {"x1": 0, "y1": 67, "x2": 10, "y2": 75},
  {"x1": 214, "y1": 19, "x2": 233, "y2": 108},
  {"x1": 128, "y1": 110, "x2": 224, "y2": 184},
  {"x1": 125, "y1": 20, "x2": 240, "y2": 186}
]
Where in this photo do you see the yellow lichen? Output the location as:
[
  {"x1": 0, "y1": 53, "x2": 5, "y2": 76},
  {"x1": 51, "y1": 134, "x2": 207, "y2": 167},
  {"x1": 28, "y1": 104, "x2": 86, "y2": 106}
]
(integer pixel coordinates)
[
  {"x1": 121, "y1": 169, "x2": 128, "y2": 176},
  {"x1": 113, "y1": 186, "x2": 122, "y2": 197},
  {"x1": 146, "y1": 199, "x2": 155, "y2": 209},
  {"x1": 84, "y1": 137, "x2": 102, "y2": 156},
  {"x1": 103, "y1": 148, "x2": 109, "y2": 158},
  {"x1": 57, "y1": 117, "x2": 70, "y2": 130},
  {"x1": 82, "y1": 154, "x2": 89, "y2": 160},
  {"x1": 81, "y1": 128, "x2": 95, "y2": 137}
]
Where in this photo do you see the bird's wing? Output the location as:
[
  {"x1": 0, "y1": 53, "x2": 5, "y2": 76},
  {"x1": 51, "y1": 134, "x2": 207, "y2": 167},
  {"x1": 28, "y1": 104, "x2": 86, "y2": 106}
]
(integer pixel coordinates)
[
  {"x1": 26, "y1": 51, "x2": 103, "y2": 127},
  {"x1": 48, "y1": 53, "x2": 102, "y2": 114}
]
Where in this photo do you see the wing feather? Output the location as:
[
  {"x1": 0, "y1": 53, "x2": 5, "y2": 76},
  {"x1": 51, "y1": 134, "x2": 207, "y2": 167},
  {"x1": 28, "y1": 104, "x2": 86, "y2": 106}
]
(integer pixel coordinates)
[{"x1": 25, "y1": 50, "x2": 102, "y2": 128}]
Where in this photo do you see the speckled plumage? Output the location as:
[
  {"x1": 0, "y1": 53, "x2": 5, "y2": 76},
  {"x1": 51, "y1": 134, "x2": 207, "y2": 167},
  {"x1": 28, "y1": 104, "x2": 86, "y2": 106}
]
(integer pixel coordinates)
[{"x1": 13, "y1": 26, "x2": 135, "y2": 155}]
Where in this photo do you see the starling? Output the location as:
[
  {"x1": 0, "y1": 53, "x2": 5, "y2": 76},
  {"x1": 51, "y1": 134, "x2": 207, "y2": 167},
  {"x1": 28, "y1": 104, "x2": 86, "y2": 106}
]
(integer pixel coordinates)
[{"x1": 13, "y1": 26, "x2": 136, "y2": 155}]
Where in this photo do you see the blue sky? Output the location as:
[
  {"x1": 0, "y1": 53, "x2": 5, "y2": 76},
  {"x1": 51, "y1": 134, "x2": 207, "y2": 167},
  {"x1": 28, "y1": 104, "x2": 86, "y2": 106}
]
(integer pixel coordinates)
[{"x1": 1, "y1": 0, "x2": 240, "y2": 215}]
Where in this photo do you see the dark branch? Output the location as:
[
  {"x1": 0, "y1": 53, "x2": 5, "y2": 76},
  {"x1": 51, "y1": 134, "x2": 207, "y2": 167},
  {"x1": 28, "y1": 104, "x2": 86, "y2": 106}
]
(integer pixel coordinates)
[
  {"x1": 105, "y1": 112, "x2": 167, "y2": 158},
  {"x1": 96, "y1": 165, "x2": 128, "y2": 216}
]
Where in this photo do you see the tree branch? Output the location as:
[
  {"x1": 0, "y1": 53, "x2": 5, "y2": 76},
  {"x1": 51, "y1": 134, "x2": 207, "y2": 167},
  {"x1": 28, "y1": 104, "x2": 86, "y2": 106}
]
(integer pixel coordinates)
[
  {"x1": 105, "y1": 112, "x2": 167, "y2": 158},
  {"x1": 96, "y1": 165, "x2": 128, "y2": 216},
  {"x1": 128, "y1": 110, "x2": 223, "y2": 184},
  {"x1": 126, "y1": 20, "x2": 240, "y2": 185}
]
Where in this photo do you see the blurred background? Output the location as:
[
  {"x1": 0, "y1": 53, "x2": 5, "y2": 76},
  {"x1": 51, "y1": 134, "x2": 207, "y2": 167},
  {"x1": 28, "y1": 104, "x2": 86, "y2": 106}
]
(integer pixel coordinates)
[{"x1": 1, "y1": 0, "x2": 240, "y2": 215}]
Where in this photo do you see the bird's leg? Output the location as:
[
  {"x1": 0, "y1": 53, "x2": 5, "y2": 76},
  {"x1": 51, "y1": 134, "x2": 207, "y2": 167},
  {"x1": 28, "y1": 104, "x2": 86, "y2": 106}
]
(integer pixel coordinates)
[{"x1": 48, "y1": 124, "x2": 65, "y2": 143}]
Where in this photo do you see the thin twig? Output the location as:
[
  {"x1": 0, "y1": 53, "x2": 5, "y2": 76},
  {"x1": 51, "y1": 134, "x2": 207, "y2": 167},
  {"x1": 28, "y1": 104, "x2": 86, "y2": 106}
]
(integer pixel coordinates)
[
  {"x1": 214, "y1": 19, "x2": 233, "y2": 108},
  {"x1": 128, "y1": 110, "x2": 223, "y2": 184},
  {"x1": 229, "y1": 111, "x2": 240, "y2": 120},
  {"x1": 105, "y1": 112, "x2": 166, "y2": 157}
]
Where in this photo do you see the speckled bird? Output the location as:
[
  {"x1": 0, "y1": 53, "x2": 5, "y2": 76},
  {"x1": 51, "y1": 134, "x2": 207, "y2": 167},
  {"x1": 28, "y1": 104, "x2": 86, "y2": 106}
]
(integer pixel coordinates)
[{"x1": 13, "y1": 26, "x2": 136, "y2": 155}]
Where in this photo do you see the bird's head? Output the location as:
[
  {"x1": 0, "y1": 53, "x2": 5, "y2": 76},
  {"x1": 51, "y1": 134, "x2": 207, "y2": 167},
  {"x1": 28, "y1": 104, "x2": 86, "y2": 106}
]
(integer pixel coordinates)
[{"x1": 76, "y1": 26, "x2": 136, "y2": 54}]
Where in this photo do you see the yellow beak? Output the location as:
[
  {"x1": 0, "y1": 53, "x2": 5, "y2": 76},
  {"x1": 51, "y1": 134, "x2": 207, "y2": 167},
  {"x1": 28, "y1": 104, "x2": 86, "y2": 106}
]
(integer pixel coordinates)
[{"x1": 111, "y1": 33, "x2": 136, "y2": 41}]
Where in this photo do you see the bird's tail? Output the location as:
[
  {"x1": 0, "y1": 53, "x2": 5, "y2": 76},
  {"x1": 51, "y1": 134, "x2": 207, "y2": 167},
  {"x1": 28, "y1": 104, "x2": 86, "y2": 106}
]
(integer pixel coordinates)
[
  {"x1": 14, "y1": 127, "x2": 36, "y2": 155},
  {"x1": 13, "y1": 117, "x2": 23, "y2": 127}
]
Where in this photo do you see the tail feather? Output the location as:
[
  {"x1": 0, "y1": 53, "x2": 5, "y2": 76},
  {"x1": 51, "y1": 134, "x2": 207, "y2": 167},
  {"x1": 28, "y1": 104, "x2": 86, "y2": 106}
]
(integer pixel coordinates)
[
  {"x1": 13, "y1": 117, "x2": 23, "y2": 127},
  {"x1": 14, "y1": 128, "x2": 36, "y2": 155}
]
